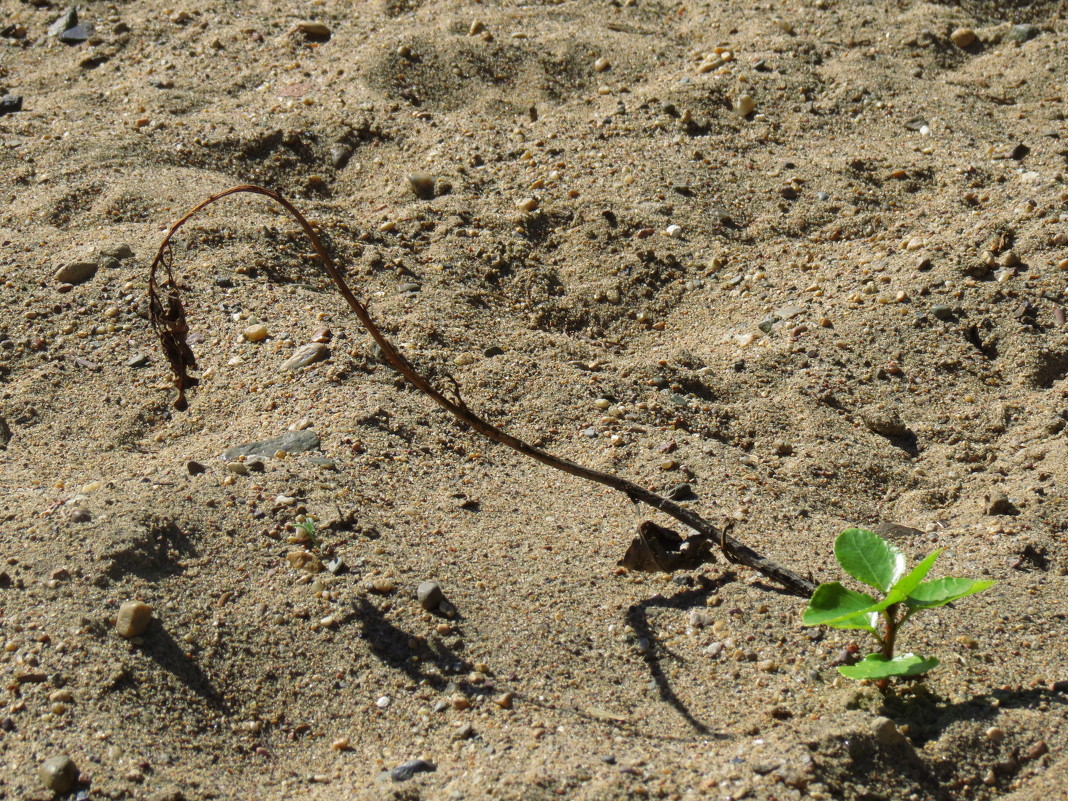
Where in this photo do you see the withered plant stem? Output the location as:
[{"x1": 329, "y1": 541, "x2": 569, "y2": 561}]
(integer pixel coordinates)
[{"x1": 147, "y1": 184, "x2": 817, "y2": 597}]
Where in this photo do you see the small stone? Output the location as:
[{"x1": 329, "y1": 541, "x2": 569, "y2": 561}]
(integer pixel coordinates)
[
  {"x1": 871, "y1": 716, "x2": 906, "y2": 747},
  {"x1": 860, "y1": 403, "x2": 909, "y2": 438},
  {"x1": 1005, "y1": 24, "x2": 1040, "y2": 44},
  {"x1": 243, "y1": 324, "x2": 269, "y2": 342},
  {"x1": 773, "y1": 440, "x2": 793, "y2": 456},
  {"x1": 115, "y1": 601, "x2": 152, "y2": 638},
  {"x1": 454, "y1": 353, "x2": 477, "y2": 367},
  {"x1": 1025, "y1": 740, "x2": 1048, "y2": 760},
  {"x1": 931, "y1": 305, "x2": 954, "y2": 321},
  {"x1": 49, "y1": 8, "x2": 79, "y2": 37},
  {"x1": 222, "y1": 430, "x2": 320, "y2": 460},
  {"x1": 494, "y1": 692, "x2": 514, "y2": 709},
  {"x1": 226, "y1": 461, "x2": 249, "y2": 476},
  {"x1": 665, "y1": 224, "x2": 682, "y2": 238},
  {"x1": 982, "y1": 768, "x2": 997, "y2": 786},
  {"x1": 417, "y1": 581, "x2": 444, "y2": 612},
  {"x1": 185, "y1": 460, "x2": 206, "y2": 475},
  {"x1": 331, "y1": 737, "x2": 351, "y2": 751},
  {"x1": 469, "y1": 20, "x2": 485, "y2": 36},
  {"x1": 517, "y1": 197, "x2": 539, "y2": 213},
  {"x1": 369, "y1": 578, "x2": 395, "y2": 593},
  {"x1": 54, "y1": 261, "x2": 98, "y2": 285},
  {"x1": 408, "y1": 173, "x2": 436, "y2": 199},
  {"x1": 483, "y1": 346, "x2": 504, "y2": 357},
  {"x1": 390, "y1": 759, "x2": 436, "y2": 782},
  {"x1": 39, "y1": 755, "x2": 77, "y2": 794},
  {"x1": 950, "y1": 27, "x2": 976, "y2": 48},
  {"x1": 0, "y1": 95, "x2": 23, "y2": 116},
  {"x1": 756, "y1": 660, "x2": 779, "y2": 673},
  {"x1": 329, "y1": 145, "x2": 352, "y2": 169},
  {"x1": 126, "y1": 354, "x2": 149, "y2": 368},
  {"x1": 986, "y1": 726, "x2": 1006, "y2": 741},
  {"x1": 376, "y1": 695, "x2": 391, "y2": 708},
  {"x1": 667, "y1": 483, "x2": 696, "y2": 501},
  {"x1": 984, "y1": 490, "x2": 1011, "y2": 516},
  {"x1": 594, "y1": 57, "x2": 610, "y2": 72},
  {"x1": 296, "y1": 21, "x2": 331, "y2": 37},
  {"x1": 398, "y1": 282, "x2": 421, "y2": 293},
  {"x1": 280, "y1": 342, "x2": 329, "y2": 371},
  {"x1": 286, "y1": 551, "x2": 323, "y2": 573},
  {"x1": 58, "y1": 23, "x2": 92, "y2": 44},
  {"x1": 733, "y1": 94, "x2": 756, "y2": 117},
  {"x1": 454, "y1": 722, "x2": 475, "y2": 740},
  {"x1": 326, "y1": 557, "x2": 347, "y2": 575}
]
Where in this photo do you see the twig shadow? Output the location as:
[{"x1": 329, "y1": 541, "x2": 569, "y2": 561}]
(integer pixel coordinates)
[
  {"x1": 624, "y1": 571, "x2": 736, "y2": 735},
  {"x1": 143, "y1": 624, "x2": 229, "y2": 713}
]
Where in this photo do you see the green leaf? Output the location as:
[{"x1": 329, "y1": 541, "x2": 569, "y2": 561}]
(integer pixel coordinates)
[
  {"x1": 802, "y1": 582, "x2": 880, "y2": 630},
  {"x1": 906, "y1": 577, "x2": 995, "y2": 609},
  {"x1": 885, "y1": 549, "x2": 942, "y2": 603},
  {"x1": 834, "y1": 528, "x2": 906, "y2": 593},
  {"x1": 838, "y1": 653, "x2": 939, "y2": 680}
]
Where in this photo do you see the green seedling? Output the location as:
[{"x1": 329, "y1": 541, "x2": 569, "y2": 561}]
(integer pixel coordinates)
[
  {"x1": 803, "y1": 528, "x2": 994, "y2": 682},
  {"x1": 292, "y1": 517, "x2": 318, "y2": 547}
]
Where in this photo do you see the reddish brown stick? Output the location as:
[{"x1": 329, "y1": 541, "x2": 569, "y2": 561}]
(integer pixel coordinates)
[{"x1": 147, "y1": 185, "x2": 817, "y2": 597}]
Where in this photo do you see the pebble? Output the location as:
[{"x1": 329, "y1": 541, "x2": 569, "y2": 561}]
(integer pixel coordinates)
[
  {"x1": 1006, "y1": 24, "x2": 1039, "y2": 44},
  {"x1": 398, "y1": 282, "x2": 421, "y2": 293},
  {"x1": 454, "y1": 722, "x2": 475, "y2": 740},
  {"x1": 1026, "y1": 741, "x2": 1048, "y2": 760},
  {"x1": 454, "y1": 353, "x2": 477, "y2": 366},
  {"x1": 329, "y1": 145, "x2": 352, "y2": 169},
  {"x1": 286, "y1": 551, "x2": 323, "y2": 573},
  {"x1": 222, "y1": 430, "x2": 320, "y2": 459},
  {"x1": 185, "y1": 460, "x2": 206, "y2": 475},
  {"x1": 986, "y1": 726, "x2": 1006, "y2": 741},
  {"x1": 494, "y1": 692, "x2": 514, "y2": 709},
  {"x1": 39, "y1": 755, "x2": 77, "y2": 794},
  {"x1": 667, "y1": 483, "x2": 696, "y2": 501},
  {"x1": 756, "y1": 659, "x2": 779, "y2": 673},
  {"x1": 517, "y1": 197, "x2": 539, "y2": 213},
  {"x1": 985, "y1": 491, "x2": 1011, "y2": 516},
  {"x1": 369, "y1": 578, "x2": 395, "y2": 593},
  {"x1": 53, "y1": 260, "x2": 98, "y2": 285},
  {"x1": 871, "y1": 716, "x2": 906, "y2": 747},
  {"x1": 49, "y1": 8, "x2": 79, "y2": 37},
  {"x1": 417, "y1": 581, "x2": 444, "y2": 612},
  {"x1": 0, "y1": 95, "x2": 22, "y2": 115},
  {"x1": 594, "y1": 57, "x2": 611, "y2": 72},
  {"x1": 665, "y1": 224, "x2": 682, "y2": 238},
  {"x1": 408, "y1": 173, "x2": 436, "y2": 200},
  {"x1": 280, "y1": 343, "x2": 329, "y2": 371},
  {"x1": 243, "y1": 324, "x2": 269, "y2": 342},
  {"x1": 469, "y1": 20, "x2": 485, "y2": 36},
  {"x1": 376, "y1": 695, "x2": 391, "y2": 708},
  {"x1": 226, "y1": 461, "x2": 250, "y2": 476},
  {"x1": 58, "y1": 23, "x2": 91, "y2": 44},
  {"x1": 296, "y1": 21, "x2": 331, "y2": 37},
  {"x1": 331, "y1": 737, "x2": 351, "y2": 751},
  {"x1": 931, "y1": 305, "x2": 954, "y2": 321},
  {"x1": 390, "y1": 759, "x2": 436, "y2": 782},
  {"x1": 860, "y1": 403, "x2": 909, "y2": 438},
  {"x1": 733, "y1": 95, "x2": 756, "y2": 117},
  {"x1": 115, "y1": 600, "x2": 153, "y2": 638},
  {"x1": 950, "y1": 27, "x2": 976, "y2": 48},
  {"x1": 126, "y1": 354, "x2": 149, "y2": 368}
]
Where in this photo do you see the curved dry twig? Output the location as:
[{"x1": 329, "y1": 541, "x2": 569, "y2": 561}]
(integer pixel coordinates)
[{"x1": 146, "y1": 185, "x2": 817, "y2": 597}]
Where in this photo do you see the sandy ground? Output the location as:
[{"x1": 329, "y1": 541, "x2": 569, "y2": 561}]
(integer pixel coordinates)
[{"x1": 1, "y1": 0, "x2": 1068, "y2": 799}]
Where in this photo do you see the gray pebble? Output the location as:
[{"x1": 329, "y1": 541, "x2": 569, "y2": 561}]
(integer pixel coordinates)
[
  {"x1": 99, "y1": 243, "x2": 134, "y2": 260},
  {"x1": 39, "y1": 754, "x2": 77, "y2": 794},
  {"x1": 280, "y1": 343, "x2": 330, "y2": 371},
  {"x1": 0, "y1": 95, "x2": 22, "y2": 115},
  {"x1": 58, "y1": 23, "x2": 92, "y2": 44},
  {"x1": 126, "y1": 354, "x2": 149, "y2": 368},
  {"x1": 454, "y1": 722, "x2": 475, "y2": 740},
  {"x1": 53, "y1": 261, "x2": 98, "y2": 285},
  {"x1": 398, "y1": 282, "x2": 421, "y2": 294},
  {"x1": 307, "y1": 456, "x2": 337, "y2": 471},
  {"x1": 329, "y1": 144, "x2": 353, "y2": 169},
  {"x1": 222, "y1": 430, "x2": 320, "y2": 460},
  {"x1": 417, "y1": 581, "x2": 444, "y2": 612},
  {"x1": 48, "y1": 8, "x2": 78, "y2": 37},
  {"x1": 931, "y1": 305, "x2": 954, "y2": 321},
  {"x1": 1006, "y1": 24, "x2": 1040, "y2": 43},
  {"x1": 391, "y1": 759, "x2": 436, "y2": 782}
]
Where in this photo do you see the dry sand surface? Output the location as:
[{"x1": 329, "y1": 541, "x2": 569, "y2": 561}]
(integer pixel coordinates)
[{"x1": 2, "y1": 0, "x2": 1068, "y2": 798}]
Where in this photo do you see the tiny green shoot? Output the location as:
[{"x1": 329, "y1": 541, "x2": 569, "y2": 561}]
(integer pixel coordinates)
[
  {"x1": 803, "y1": 528, "x2": 994, "y2": 682},
  {"x1": 292, "y1": 517, "x2": 318, "y2": 547}
]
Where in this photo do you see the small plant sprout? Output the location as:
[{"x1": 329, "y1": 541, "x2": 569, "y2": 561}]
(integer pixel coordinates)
[
  {"x1": 290, "y1": 516, "x2": 318, "y2": 547},
  {"x1": 803, "y1": 528, "x2": 994, "y2": 682}
]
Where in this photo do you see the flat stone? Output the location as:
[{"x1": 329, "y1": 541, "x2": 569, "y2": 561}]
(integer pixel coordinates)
[
  {"x1": 48, "y1": 7, "x2": 78, "y2": 37},
  {"x1": 0, "y1": 95, "x2": 22, "y2": 115},
  {"x1": 39, "y1": 755, "x2": 77, "y2": 794},
  {"x1": 1006, "y1": 24, "x2": 1040, "y2": 44},
  {"x1": 115, "y1": 600, "x2": 152, "y2": 638},
  {"x1": 280, "y1": 343, "x2": 329, "y2": 371},
  {"x1": 126, "y1": 354, "x2": 149, "y2": 368},
  {"x1": 223, "y1": 430, "x2": 320, "y2": 460},
  {"x1": 54, "y1": 260, "x2": 98, "y2": 285},
  {"x1": 58, "y1": 23, "x2": 92, "y2": 44},
  {"x1": 99, "y1": 243, "x2": 134, "y2": 260},
  {"x1": 390, "y1": 759, "x2": 436, "y2": 782},
  {"x1": 306, "y1": 456, "x2": 337, "y2": 470}
]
